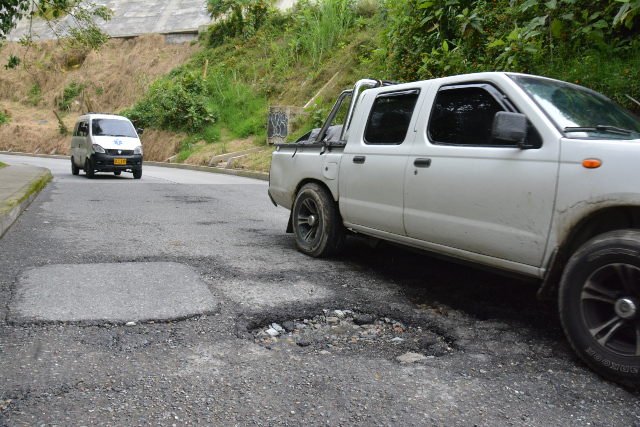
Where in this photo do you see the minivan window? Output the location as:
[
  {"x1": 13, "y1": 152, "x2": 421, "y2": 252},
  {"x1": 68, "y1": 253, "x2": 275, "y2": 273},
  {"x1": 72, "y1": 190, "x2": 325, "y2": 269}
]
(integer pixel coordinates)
[{"x1": 91, "y1": 119, "x2": 138, "y2": 138}]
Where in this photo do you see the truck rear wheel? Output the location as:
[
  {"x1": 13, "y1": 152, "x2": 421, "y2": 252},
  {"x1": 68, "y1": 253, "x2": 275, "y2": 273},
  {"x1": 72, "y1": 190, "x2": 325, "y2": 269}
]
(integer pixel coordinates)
[
  {"x1": 292, "y1": 183, "x2": 345, "y2": 257},
  {"x1": 559, "y1": 229, "x2": 640, "y2": 387}
]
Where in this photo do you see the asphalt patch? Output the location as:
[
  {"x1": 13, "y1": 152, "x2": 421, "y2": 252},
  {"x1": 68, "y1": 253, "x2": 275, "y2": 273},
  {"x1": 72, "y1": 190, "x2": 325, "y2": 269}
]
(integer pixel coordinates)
[{"x1": 9, "y1": 262, "x2": 217, "y2": 323}]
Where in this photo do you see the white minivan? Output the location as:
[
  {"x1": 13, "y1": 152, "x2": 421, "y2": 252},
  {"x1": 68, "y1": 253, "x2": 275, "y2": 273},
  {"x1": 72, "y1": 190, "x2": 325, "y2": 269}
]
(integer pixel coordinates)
[{"x1": 70, "y1": 113, "x2": 144, "y2": 179}]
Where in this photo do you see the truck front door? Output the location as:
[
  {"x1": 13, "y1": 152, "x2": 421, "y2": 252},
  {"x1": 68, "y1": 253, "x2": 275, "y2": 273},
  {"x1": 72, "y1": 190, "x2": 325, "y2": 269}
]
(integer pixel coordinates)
[{"x1": 403, "y1": 82, "x2": 560, "y2": 269}]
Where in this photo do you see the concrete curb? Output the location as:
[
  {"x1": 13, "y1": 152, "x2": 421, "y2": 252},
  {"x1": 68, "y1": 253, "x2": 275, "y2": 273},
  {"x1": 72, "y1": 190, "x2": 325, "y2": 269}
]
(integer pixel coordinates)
[
  {"x1": 0, "y1": 151, "x2": 270, "y2": 181},
  {"x1": 0, "y1": 167, "x2": 52, "y2": 239},
  {"x1": 144, "y1": 161, "x2": 269, "y2": 181}
]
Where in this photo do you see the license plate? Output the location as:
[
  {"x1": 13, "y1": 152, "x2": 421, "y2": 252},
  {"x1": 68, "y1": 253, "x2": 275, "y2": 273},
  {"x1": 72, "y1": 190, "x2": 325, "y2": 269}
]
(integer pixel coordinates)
[{"x1": 114, "y1": 158, "x2": 126, "y2": 165}]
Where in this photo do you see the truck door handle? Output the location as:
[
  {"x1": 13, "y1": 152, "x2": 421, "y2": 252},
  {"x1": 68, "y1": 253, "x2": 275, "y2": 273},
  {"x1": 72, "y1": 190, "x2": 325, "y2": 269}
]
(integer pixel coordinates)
[
  {"x1": 353, "y1": 156, "x2": 366, "y2": 164},
  {"x1": 414, "y1": 158, "x2": 431, "y2": 168}
]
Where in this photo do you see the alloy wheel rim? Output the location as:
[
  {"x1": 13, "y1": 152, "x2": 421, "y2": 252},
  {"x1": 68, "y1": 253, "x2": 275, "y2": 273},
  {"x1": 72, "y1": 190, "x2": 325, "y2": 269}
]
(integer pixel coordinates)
[
  {"x1": 580, "y1": 263, "x2": 640, "y2": 357},
  {"x1": 297, "y1": 197, "x2": 320, "y2": 244}
]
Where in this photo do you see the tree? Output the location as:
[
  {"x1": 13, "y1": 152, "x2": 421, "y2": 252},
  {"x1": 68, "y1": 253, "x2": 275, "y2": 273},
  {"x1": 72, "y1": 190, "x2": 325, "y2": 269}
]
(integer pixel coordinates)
[
  {"x1": 1, "y1": 0, "x2": 113, "y2": 55},
  {"x1": 207, "y1": 0, "x2": 270, "y2": 39}
]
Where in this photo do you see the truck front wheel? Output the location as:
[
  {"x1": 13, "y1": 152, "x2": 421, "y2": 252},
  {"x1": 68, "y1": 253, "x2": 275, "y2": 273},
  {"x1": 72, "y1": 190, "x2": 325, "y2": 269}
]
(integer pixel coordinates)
[
  {"x1": 559, "y1": 229, "x2": 640, "y2": 387},
  {"x1": 292, "y1": 183, "x2": 345, "y2": 257}
]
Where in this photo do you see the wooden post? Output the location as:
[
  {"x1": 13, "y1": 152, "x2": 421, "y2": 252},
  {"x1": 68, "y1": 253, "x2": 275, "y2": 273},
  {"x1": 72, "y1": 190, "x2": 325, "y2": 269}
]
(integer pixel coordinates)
[
  {"x1": 203, "y1": 59, "x2": 209, "y2": 79},
  {"x1": 85, "y1": 93, "x2": 94, "y2": 113},
  {"x1": 52, "y1": 110, "x2": 69, "y2": 135}
]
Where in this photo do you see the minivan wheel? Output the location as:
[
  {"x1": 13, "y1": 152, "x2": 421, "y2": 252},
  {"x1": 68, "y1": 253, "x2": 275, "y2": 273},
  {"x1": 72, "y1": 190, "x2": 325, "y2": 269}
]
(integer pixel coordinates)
[
  {"x1": 133, "y1": 169, "x2": 142, "y2": 179},
  {"x1": 559, "y1": 229, "x2": 640, "y2": 387},
  {"x1": 71, "y1": 158, "x2": 79, "y2": 175},
  {"x1": 84, "y1": 158, "x2": 94, "y2": 179}
]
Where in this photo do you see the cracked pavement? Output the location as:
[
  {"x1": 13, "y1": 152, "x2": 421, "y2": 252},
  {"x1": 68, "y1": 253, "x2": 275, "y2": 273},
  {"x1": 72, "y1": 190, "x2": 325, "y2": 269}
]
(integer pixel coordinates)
[{"x1": 0, "y1": 155, "x2": 639, "y2": 426}]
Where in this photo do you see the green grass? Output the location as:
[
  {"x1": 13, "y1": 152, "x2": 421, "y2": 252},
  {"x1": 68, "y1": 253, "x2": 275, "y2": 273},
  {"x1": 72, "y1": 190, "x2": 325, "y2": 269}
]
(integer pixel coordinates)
[
  {"x1": 8, "y1": 173, "x2": 52, "y2": 207},
  {"x1": 0, "y1": 161, "x2": 6, "y2": 168}
]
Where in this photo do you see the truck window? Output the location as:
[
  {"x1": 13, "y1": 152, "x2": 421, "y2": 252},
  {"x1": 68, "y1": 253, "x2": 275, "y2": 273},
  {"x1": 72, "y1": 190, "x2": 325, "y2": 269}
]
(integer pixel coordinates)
[
  {"x1": 428, "y1": 86, "x2": 508, "y2": 146},
  {"x1": 364, "y1": 90, "x2": 419, "y2": 145}
]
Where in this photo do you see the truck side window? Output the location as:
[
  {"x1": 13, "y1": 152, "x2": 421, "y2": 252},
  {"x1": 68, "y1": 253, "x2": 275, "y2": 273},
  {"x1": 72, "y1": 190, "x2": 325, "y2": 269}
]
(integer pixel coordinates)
[
  {"x1": 73, "y1": 122, "x2": 80, "y2": 137},
  {"x1": 364, "y1": 90, "x2": 419, "y2": 145},
  {"x1": 429, "y1": 86, "x2": 509, "y2": 146}
]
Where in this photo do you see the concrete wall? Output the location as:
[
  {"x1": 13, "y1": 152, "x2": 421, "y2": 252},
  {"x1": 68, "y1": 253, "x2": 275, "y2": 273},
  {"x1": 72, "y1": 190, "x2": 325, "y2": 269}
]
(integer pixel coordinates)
[{"x1": 8, "y1": 0, "x2": 298, "y2": 43}]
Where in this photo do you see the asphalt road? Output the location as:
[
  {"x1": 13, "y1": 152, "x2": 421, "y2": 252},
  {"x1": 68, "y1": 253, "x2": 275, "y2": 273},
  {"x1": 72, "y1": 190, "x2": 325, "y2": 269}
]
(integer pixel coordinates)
[{"x1": 0, "y1": 155, "x2": 639, "y2": 426}]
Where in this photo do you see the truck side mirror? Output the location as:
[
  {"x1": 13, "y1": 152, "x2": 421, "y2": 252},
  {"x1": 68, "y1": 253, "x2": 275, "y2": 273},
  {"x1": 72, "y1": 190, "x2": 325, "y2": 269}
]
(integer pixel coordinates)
[
  {"x1": 137, "y1": 128, "x2": 144, "y2": 135},
  {"x1": 491, "y1": 111, "x2": 529, "y2": 148}
]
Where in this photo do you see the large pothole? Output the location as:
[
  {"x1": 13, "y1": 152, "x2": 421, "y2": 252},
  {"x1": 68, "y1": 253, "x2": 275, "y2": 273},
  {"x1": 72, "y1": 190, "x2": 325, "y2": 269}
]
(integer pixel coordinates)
[{"x1": 250, "y1": 308, "x2": 455, "y2": 361}]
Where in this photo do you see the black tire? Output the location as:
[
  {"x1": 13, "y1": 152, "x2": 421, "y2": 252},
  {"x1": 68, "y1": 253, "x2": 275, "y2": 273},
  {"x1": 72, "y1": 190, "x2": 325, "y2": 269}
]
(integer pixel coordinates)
[
  {"x1": 559, "y1": 229, "x2": 640, "y2": 387},
  {"x1": 132, "y1": 169, "x2": 142, "y2": 179},
  {"x1": 113, "y1": 171, "x2": 121, "y2": 176},
  {"x1": 84, "y1": 158, "x2": 94, "y2": 179},
  {"x1": 292, "y1": 182, "x2": 345, "y2": 257},
  {"x1": 71, "y1": 158, "x2": 79, "y2": 175}
]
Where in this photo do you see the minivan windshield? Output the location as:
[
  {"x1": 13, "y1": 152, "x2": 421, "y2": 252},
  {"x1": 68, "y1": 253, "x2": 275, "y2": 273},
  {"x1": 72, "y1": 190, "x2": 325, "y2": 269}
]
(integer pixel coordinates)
[
  {"x1": 91, "y1": 119, "x2": 138, "y2": 138},
  {"x1": 509, "y1": 74, "x2": 640, "y2": 139}
]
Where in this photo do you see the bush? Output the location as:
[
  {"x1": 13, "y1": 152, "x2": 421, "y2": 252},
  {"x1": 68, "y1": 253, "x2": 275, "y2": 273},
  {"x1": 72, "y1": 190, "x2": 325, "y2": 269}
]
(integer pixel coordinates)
[
  {"x1": 0, "y1": 110, "x2": 10, "y2": 126},
  {"x1": 122, "y1": 71, "x2": 217, "y2": 133},
  {"x1": 206, "y1": 0, "x2": 271, "y2": 45},
  {"x1": 57, "y1": 80, "x2": 84, "y2": 110},
  {"x1": 28, "y1": 83, "x2": 42, "y2": 106},
  {"x1": 377, "y1": 0, "x2": 640, "y2": 109}
]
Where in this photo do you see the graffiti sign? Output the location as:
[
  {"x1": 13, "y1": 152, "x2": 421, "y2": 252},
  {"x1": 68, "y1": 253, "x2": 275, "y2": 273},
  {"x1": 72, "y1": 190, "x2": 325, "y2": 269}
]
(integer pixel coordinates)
[{"x1": 267, "y1": 111, "x2": 288, "y2": 139}]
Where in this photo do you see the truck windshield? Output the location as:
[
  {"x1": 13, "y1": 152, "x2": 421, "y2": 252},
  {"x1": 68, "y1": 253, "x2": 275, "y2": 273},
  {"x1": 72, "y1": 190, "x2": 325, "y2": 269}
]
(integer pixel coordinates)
[
  {"x1": 509, "y1": 74, "x2": 640, "y2": 139},
  {"x1": 91, "y1": 119, "x2": 138, "y2": 138}
]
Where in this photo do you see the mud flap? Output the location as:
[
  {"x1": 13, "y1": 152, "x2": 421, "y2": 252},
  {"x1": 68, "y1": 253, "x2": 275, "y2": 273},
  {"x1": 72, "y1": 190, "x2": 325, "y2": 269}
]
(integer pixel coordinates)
[{"x1": 286, "y1": 210, "x2": 293, "y2": 233}]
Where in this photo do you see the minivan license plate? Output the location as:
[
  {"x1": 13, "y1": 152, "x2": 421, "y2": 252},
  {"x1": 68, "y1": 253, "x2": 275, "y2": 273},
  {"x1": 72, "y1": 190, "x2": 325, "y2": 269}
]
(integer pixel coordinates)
[{"x1": 114, "y1": 159, "x2": 126, "y2": 165}]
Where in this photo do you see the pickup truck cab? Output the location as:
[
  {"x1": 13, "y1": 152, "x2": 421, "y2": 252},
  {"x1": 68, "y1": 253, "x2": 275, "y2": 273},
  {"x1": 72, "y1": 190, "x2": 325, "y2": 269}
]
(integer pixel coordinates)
[{"x1": 268, "y1": 72, "x2": 640, "y2": 386}]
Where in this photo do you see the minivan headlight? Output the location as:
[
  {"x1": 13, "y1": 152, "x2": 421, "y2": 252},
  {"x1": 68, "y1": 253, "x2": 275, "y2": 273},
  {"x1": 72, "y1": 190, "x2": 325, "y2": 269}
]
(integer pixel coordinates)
[
  {"x1": 133, "y1": 145, "x2": 143, "y2": 155},
  {"x1": 92, "y1": 143, "x2": 105, "y2": 153}
]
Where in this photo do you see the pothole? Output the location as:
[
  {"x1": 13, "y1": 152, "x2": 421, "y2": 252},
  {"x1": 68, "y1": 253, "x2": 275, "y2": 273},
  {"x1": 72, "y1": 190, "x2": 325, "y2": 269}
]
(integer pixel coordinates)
[{"x1": 250, "y1": 309, "x2": 454, "y2": 361}]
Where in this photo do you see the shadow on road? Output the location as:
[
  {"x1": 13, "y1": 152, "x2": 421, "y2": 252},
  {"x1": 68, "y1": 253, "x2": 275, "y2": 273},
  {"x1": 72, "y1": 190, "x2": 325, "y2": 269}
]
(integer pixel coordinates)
[{"x1": 337, "y1": 238, "x2": 564, "y2": 341}]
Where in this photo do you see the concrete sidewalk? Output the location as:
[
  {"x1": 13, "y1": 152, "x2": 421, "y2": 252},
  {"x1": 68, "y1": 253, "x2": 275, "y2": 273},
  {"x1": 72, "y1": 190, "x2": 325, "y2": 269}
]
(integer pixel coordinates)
[{"x1": 0, "y1": 163, "x2": 52, "y2": 238}]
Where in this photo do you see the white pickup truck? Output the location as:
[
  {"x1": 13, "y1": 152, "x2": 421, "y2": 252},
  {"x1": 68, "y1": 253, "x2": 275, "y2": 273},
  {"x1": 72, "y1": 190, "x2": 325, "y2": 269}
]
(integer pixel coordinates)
[{"x1": 268, "y1": 72, "x2": 640, "y2": 386}]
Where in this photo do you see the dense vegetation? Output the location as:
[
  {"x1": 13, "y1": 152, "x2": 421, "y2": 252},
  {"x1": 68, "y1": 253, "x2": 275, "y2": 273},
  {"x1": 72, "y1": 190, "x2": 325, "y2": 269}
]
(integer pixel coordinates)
[
  {"x1": 380, "y1": 0, "x2": 640, "y2": 109},
  {"x1": 121, "y1": 0, "x2": 640, "y2": 168}
]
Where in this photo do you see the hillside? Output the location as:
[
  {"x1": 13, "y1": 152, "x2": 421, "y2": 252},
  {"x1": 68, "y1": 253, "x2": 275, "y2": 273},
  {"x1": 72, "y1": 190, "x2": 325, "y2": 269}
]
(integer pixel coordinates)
[{"x1": 0, "y1": 35, "x2": 200, "y2": 161}]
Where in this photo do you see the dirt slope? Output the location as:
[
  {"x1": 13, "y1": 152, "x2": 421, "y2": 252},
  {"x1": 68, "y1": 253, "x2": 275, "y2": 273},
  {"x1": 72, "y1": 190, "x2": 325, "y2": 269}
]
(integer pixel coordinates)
[{"x1": 0, "y1": 34, "x2": 197, "y2": 160}]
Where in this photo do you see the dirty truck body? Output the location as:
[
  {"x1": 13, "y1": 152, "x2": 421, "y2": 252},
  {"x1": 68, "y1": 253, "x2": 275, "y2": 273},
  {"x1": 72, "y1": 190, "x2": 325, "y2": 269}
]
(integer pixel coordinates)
[{"x1": 268, "y1": 72, "x2": 640, "y2": 386}]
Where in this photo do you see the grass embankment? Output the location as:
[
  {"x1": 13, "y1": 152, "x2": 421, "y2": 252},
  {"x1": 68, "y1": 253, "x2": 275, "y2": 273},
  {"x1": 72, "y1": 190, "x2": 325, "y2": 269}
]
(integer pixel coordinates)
[{"x1": 120, "y1": 0, "x2": 381, "y2": 168}]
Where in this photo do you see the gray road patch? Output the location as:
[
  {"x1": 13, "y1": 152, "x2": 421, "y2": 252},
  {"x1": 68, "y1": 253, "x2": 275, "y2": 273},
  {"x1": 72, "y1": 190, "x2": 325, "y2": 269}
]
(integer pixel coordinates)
[{"x1": 10, "y1": 262, "x2": 217, "y2": 323}]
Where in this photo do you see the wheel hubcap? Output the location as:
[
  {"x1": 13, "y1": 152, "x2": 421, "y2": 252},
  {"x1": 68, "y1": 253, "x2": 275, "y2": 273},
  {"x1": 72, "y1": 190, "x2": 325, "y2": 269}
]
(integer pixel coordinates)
[
  {"x1": 581, "y1": 263, "x2": 640, "y2": 357},
  {"x1": 614, "y1": 298, "x2": 639, "y2": 320},
  {"x1": 296, "y1": 198, "x2": 320, "y2": 243}
]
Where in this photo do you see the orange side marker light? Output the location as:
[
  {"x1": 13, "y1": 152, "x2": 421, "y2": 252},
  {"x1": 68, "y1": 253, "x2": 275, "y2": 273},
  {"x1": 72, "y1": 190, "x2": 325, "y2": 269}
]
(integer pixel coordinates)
[{"x1": 582, "y1": 159, "x2": 602, "y2": 168}]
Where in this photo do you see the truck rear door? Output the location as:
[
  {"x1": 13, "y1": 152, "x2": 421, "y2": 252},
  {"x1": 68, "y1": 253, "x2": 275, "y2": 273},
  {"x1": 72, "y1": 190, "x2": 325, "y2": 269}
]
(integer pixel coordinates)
[{"x1": 339, "y1": 88, "x2": 421, "y2": 236}]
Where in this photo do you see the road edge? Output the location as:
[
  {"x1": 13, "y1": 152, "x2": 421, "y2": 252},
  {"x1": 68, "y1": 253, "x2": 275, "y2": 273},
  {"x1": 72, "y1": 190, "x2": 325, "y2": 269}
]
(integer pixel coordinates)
[{"x1": 0, "y1": 168, "x2": 52, "y2": 239}]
